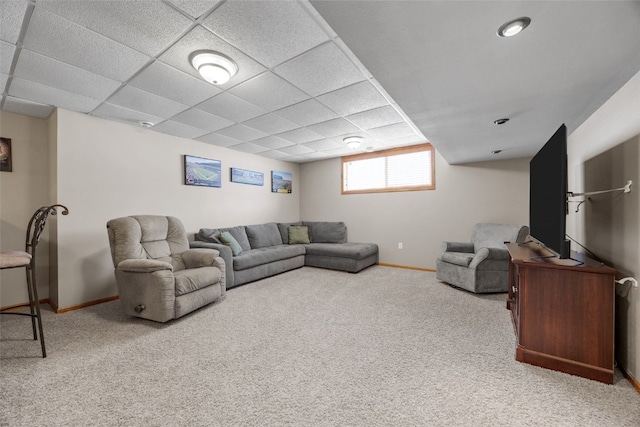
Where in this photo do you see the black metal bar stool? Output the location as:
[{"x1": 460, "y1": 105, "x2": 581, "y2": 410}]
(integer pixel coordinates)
[{"x1": 0, "y1": 204, "x2": 69, "y2": 358}]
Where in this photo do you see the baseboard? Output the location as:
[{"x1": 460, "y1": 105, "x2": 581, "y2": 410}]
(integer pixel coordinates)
[
  {"x1": 0, "y1": 298, "x2": 50, "y2": 312},
  {"x1": 620, "y1": 365, "x2": 640, "y2": 394},
  {"x1": 377, "y1": 262, "x2": 436, "y2": 272},
  {"x1": 51, "y1": 296, "x2": 120, "y2": 314}
]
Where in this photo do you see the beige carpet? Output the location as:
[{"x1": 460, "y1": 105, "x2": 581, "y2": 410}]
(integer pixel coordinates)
[{"x1": 1, "y1": 266, "x2": 639, "y2": 426}]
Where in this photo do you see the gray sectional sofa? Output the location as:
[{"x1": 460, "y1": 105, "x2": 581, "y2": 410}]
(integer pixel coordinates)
[{"x1": 189, "y1": 221, "x2": 378, "y2": 289}]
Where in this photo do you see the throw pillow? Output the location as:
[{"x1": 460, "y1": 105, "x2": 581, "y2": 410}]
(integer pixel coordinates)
[
  {"x1": 288, "y1": 225, "x2": 311, "y2": 244},
  {"x1": 219, "y1": 231, "x2": 243, "y2": 256}
]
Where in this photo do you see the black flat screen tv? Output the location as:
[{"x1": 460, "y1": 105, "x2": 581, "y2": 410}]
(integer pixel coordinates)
[{"x1": 529, "y1": 124, "x2": 571, "y2": 259}]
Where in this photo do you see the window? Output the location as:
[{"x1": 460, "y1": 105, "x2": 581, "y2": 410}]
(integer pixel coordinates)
[{"x1": 342, "y1": 143, "x2": 435, "y2": 194}]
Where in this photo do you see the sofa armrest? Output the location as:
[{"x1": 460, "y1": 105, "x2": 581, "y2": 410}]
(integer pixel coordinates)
[
  {"x1": 181, "y1": 248, "x2": 220, "y2": 269},
  {"x1": 469, "y1": 247, "x2": 510, "y2": 269},
  {"x1": 190, "y1": 241, "x2": 234, "y2": 288},
  {"x1": 116, "y1": 259, "x2": 173, "y2": 273},
  {"x1": 440, "y1": 241, "x2": 474, "y2": 254}
]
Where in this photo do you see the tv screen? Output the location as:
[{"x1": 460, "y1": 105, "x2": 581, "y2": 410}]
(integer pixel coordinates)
[{"x1": 529, "y1": 124, "x2": 570, "y2": 259}]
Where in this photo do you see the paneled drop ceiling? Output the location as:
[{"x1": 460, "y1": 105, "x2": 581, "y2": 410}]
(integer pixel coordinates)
[
  {"x1": 0, "y1": 0, "x2": 425, "y2": 163},
  {"x1": 1, "y1": 1, "x2": 640, "y2": 165}
]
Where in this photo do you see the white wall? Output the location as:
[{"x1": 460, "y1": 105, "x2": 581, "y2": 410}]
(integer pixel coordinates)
[
  {"x1": 567, "y1": 69, "x2": 640, "y2": 384},
  {"x1": 300, "y1": 151, "x2": 530, "y2": 269},
  {"x1": 0, "y1": 111, "x2": 51, "y2": 306}
]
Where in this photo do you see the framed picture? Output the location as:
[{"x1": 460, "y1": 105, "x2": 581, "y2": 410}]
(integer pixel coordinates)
[
  {"x1": 0, "y1": 137, "x2": 12, "y2": 172},
  {"x1": 271, "y1": 170, "x2": 292, "y2": 193},
  {"x1": 184, "y1": 155, "x2": 221, "y2": 188},
  {"x1": 231, "y1": 167, "x2": 264, "y2": 186}
]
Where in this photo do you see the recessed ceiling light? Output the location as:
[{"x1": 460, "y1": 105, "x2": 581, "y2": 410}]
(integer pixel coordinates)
[
  {"x1": 344, "y1": 136, "x2": 363, "y2": 149},
  {"x1": 189, "y1": 50, "x2": 238, "y2": 85},
  {"x1": 138, "y1": 121, "x2": 154, "y2": 128},
  {"x1": 493, "y1": 118, "x2": 509, "y2": 125},
  {"x1": 491, "y1": 149, "x2": 503, "y2": 154},
  {"x1": 497, "y1": 17, "x2": 531, "y2": 37}
]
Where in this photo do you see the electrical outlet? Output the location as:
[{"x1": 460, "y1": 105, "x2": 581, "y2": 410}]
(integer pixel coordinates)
[{"x1": 398, "y1": 242, "x2": 403, "y2": 249}]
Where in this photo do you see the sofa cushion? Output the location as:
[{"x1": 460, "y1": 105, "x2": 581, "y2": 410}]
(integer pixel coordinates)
[
  {"x1": 220, "y1": 231, "x2": 243, "y2": 256},
  {"x1": 288, "y1": 226, "x2": 311, "y2": 244},
  {"x1": 174, "y1": 266, "x2": 222, "y2": 296},
  {"x1": 471, "y1": 223, "x2": 525, "y2": 252},
  {"x1": 277, "y1": 221, "x2": 302, "y2": 244},
  {"x1": 304, "y1": 242, "x2": 378, "y2": 260},
  {"x1": 245, "y1": 223, "x2": 283, "y2": 249},
  {"x1": 233, "y1": 245, "x2": 306, "y2": 271},
  {"x1": 440, "y1": 251, "x2": 475, "y2": 267},
  {"x1": 302, "y1": 221, "x2": 347, "y2": 243},
  {"x1": 196, "y1": 228, "x2": 222, "y2": 244},
  {"x1": 218, "y1": 226, "x2": 251, "y2": 252}
]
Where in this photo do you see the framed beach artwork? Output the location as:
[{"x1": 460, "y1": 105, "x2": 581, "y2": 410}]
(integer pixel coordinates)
[
  {"x1": 271, "y1": 171, "x2": 292, "y2": 193},
  {"x1": 0, "y1": 137, "x2": 12, "y2": 172},
  {"x1": 231, "y1": 167, "x2": 264, "y2": 186},
  {"x1": 184, "y1": 155, "x2": 221, "y2": 188}
]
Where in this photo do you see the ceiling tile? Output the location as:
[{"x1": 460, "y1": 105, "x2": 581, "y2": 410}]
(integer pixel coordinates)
[
  {"x1": 1, "y1": 41, "x2": 15, "y2": 74},
  {"x1": 229, "y1": 72, "x2": 308, "y2": 111},
  {"x1": 258, "y1": 150, "x2": 290, "y2": 160},
  {"x1": 108, "y1": 85, "x2": 188, "y2": 119},
  {"x1": 274, "y1": 42, "x2": 365, "y2": 96},
  {"x1": 380, "y1": 134, "x2": 427, "y2": 148},
  {"x1": 317, "y1": 81, "x2": 388, "y2": 116},
  {"x1": 14, "y1": 49, "x2": 121, "y2": 100},
  {"x1": 243, "y1": 113, "x2": 299, "y2": 135},
  {"x1": 197, "y1": 92, "x2": 265, "y2": 123},
  {"x1": 2, "y1": 96, "x2": 55, "y2": 119},
  {"x1": 276, "y1": 127, "x2": 324, "y2": 144},
  {"x1": 37, "y1": 0, "x2": 193, "y2": 56},
  {"x1": 251, "y1": 136, "x2": 295, "y2": 150},
  {"x1": 171, "y1": 108, "x2": 233, "y2": 132},
  {"x1": 91, "y1": 102, "x2": 163, "y2": 127},
  {"x1": 346, "y1": 105, "x2": 404, "y2": 130},
  {"x1": 228, "y1": 142, "x2": 270, "y2": 154},
  {"x1": 202, "y1": 0, "x2": 329, "y2": 68},
  {"x1": 277, "y1": 144, "x2": 316, "y2": 156},
  {"x1": 167, "y1": 1, "x2": 219, "y2": 20},
  {"x1": 1, "y1": 73, "x2": 8, "y2": 93},
  {"x1": 9, "y1": 77, "x2": 101, "y2": 113},
  {"x1": 196, "y1": 132, "x2": 241, "y2": 148},
  {"x1": 0, "y1": 0, "x2": 28, "y2": 44},
  {"x1": 23, "y1": 7, "x2": 149, "y2": 81},
  {"x1": 159, "y1": 25, "x2": 266, "y2": 90},
  {"x1": 152, "y1": 120, "x2": 209, "y2": 140},
  {"x1": 216, "y1": 124, "x2": 268, "y2": 142},
  {"x1": 274, "y1": 99, "x2": 337, "y2": 127},
  {"x1": 307, "y1": 118, "x2": 361, "y2": 138},
  {"x1": 367, "y1": 122, "x2": 418, "y2": 141},
  {"x1": 128, "y1": 61, "x2": 220, "y2": 106},
  {"x1": 302, "y1": 138, "x2": 343, "y2": 151}
]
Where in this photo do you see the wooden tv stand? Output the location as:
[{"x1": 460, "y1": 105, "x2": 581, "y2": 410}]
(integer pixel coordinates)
[{"x1": 505, "y1": 242, "x2": 616, "y2": 384}]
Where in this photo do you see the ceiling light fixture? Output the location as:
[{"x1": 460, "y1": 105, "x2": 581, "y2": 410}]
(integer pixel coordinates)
[
  {"x1": 189, "y1": 50, "x2": 238, "y2": 85},
  {"x1": 138, "y1": 121, "x2": 154, "y2": 128},
  {"x1": 344, "y1": 136, "x2": 363, "y2": 149},
  {"x1": 497, "y1": 17, "x2": 531, "y2": 37},
  {"x1": 493, "y1": 118, "x2": 510, "y2": 125}
]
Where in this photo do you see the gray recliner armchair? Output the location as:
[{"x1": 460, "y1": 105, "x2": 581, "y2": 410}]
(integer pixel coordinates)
[
  {"x1": 436, "y1": 223, "x2": 529, "y2": 293},
  {"x1": 107, "y1": 215, "x2": 226, "y2": 322}
]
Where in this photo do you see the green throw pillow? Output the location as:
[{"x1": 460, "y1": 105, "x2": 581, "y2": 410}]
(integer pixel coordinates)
[
  {"x1": 288, "y1": 226, "x2": 310, "y2": 244},
  {"x1": 219, "y1": 231, "x2": 243, "y2": 256}
]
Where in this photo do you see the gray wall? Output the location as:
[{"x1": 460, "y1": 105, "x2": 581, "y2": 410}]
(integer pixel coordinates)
[{"x1": 299, "y1": 151, "x2": 530, "y2": 269}]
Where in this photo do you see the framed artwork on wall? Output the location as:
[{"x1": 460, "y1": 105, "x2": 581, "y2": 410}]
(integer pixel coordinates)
[
  {"x1": 271, "y1": 170, "x2": 292, "y2": 193},
  {"x1": 231, "y1": 168, "x2": 264, "y2": 186},
  {"x1": 0, "y1": 137, "x2": 12, "y2": 172},
  {"x1": 184, "y1": 155, "x2": 221, "y2": 188}
]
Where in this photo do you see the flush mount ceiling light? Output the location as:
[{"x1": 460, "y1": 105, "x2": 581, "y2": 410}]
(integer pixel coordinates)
[
  {"x1": 190, "y1": 50, "x2": 238, "y2": 85},
  {"x1": 497, "y1": 17, "x2": 531, "y2": 37},
  {"x1": 344, "y1": 136, "x2": 363, "y2": 149}
]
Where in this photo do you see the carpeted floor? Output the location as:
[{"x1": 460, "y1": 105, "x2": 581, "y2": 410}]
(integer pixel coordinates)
[{"x1": 1, "y1": 266, "x2": 639, "y2": 426}]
